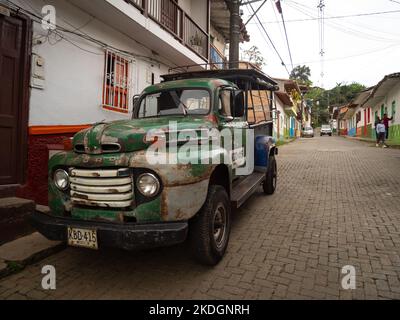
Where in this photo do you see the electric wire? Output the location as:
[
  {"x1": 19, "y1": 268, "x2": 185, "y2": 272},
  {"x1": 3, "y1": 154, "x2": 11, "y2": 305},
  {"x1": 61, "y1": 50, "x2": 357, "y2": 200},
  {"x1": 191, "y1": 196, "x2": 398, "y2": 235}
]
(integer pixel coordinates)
[
  {"x1": 247, "y1": 2, "x2": 291, "y2": 76},
  {"x1": 4, "y1": 0, "x2": 178, "y2": 67},
  {"x1": 246, "y1": 9, "x2": 400, "y2": 24},
  {"x1": 277, "y1": 1, "x2": 294, "y2": 71}
]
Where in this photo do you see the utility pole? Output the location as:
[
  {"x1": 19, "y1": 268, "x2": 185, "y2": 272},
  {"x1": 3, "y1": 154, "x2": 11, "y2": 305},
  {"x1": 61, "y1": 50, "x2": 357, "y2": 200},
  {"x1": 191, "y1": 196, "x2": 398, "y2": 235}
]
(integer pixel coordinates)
[{"x1": 228, "y1": 0, "x2": 241, "y2": 69}]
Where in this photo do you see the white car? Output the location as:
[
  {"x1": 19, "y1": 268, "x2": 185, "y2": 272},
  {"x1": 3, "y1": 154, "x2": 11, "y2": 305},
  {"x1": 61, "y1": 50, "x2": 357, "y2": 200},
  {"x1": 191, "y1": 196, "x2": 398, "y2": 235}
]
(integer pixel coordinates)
[
  {"x1": 320, "y1": 125, "x2": 332, "y2": 136},
  {"x1": 302, "y1": 127, "x2": 314, "y2": 138}
]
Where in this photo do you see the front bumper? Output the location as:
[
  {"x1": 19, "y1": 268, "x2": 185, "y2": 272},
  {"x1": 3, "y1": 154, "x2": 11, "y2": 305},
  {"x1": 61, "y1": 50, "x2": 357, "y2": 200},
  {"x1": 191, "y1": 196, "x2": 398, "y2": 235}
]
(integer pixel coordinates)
[
  {"x1": 302, "y1": 132, "x2": 314, "y2": 137},
  {"x1": 30, "y1": 211, "x2": 188, "y2": 250}
]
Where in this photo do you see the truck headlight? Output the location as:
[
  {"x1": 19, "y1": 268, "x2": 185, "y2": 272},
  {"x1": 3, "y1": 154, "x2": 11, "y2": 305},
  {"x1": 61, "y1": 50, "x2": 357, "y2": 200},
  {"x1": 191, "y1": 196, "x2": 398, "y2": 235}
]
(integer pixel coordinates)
[
  {"x1": 54, "y1": 169, "x2": 70, "y2": 190},
  {"x1": 137, "y1": 173, "x2": 160, "y2": 197}
]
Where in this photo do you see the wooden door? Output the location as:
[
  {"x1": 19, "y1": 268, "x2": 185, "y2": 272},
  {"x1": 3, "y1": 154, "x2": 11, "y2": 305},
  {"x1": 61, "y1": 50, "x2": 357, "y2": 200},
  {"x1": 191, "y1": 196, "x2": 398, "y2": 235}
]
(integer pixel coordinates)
[{"x1": 0, "y1": 14, "x2": 30, "y2": 185}]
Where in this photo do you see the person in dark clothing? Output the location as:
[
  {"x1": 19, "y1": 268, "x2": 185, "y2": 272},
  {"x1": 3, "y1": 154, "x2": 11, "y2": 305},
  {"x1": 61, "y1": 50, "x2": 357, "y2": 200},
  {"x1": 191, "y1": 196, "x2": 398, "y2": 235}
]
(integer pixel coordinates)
[{"x1": 383, "y1": 113, "x2": 393, "y2": 140}]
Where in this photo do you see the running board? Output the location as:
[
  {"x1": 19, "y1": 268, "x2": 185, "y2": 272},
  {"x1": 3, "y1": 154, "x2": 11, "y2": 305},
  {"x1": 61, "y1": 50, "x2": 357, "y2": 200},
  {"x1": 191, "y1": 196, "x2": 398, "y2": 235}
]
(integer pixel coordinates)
[{"x1": 231, "y1": 172, "x2": 265, "y2": 208}]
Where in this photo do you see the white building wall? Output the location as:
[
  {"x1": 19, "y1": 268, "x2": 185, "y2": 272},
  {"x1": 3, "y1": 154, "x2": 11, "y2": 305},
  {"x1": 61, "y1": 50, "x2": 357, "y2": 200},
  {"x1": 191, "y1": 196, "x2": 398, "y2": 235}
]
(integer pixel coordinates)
[
  {"x1": 369, "y1": 81, "x2": 400, "y2": 130},
  {"x1": 273, "y1": 97, "x2": 286, "y2": 140},
  {"x1": 15, "y1": 0, "x2": 173, "y2": 126}
]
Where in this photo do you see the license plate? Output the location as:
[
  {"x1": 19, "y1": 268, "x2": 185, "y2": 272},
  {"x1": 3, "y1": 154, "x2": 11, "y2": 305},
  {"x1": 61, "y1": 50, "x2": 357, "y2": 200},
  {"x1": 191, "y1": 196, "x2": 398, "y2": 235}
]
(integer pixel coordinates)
[{"x1": 67, "y1": 227, "x2": 98, "y2": 250}]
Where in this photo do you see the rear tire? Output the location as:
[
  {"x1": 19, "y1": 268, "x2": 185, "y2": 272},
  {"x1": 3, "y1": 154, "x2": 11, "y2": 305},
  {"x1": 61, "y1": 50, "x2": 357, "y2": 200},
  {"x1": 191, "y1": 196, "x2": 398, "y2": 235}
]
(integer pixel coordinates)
[
  {"x1": 263, "y1": 156, "x2": 277, "y2": 195},
  {"x1": 189, "y1": 185, "x2": 231, "y2": 266}
]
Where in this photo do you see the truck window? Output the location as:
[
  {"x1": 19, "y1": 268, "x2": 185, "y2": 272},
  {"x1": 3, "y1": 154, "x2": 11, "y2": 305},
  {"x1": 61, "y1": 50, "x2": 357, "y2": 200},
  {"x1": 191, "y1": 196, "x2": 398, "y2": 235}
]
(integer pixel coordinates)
[
  {"x1": 137, "y1": 89, "x2": 210, "y2": 118},
  {"x1": 219, "y1": 90, "x2": 232, "y2": 117}
]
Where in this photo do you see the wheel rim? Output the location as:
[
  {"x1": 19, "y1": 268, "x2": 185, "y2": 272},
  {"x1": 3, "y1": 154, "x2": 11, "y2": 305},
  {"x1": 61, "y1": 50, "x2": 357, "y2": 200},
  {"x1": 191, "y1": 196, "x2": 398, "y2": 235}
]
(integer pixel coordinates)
[{"x1": 213, "y1": 203, "x2": 227, "y2": 249}]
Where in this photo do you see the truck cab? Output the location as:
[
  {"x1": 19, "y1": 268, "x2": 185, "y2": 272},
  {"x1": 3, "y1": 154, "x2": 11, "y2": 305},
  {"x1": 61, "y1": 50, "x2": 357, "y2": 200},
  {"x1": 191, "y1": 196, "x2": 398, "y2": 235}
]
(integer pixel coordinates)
[{"x1": 31, "y1": 68, "x2": 279, "y2": 265}]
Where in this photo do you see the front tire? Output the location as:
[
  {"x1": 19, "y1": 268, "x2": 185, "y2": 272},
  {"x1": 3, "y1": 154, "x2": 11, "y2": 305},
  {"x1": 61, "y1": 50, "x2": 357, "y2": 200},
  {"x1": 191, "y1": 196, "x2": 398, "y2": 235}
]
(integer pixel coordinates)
[
  {"x1": 189, "y1": 185, "x2": 231, "y2": 265},
  {"x1": 263, "y1": 156, "x2": 277, "y2": 195}
]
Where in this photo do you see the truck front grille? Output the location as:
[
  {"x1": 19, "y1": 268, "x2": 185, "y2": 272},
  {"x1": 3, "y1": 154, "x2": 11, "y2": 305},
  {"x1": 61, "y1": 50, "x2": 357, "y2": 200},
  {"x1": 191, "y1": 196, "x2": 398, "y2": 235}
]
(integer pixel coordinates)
[{"x1": 69, "y1": 168, "x2": 133, "y2": 208}]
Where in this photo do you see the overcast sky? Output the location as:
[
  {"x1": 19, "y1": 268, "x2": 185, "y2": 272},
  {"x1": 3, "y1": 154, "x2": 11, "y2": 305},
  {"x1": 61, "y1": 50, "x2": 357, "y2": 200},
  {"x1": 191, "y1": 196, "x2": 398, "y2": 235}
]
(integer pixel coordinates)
[{"x1": 240, "y1": 0, "x2": 400, "y2": 89}]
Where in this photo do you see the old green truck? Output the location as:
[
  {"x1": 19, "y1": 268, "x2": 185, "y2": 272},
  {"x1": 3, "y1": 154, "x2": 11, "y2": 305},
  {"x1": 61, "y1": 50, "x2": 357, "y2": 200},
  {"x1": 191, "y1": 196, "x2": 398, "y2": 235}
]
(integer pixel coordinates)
[{"x1": 31, "y1": 68, "x2": 279, "y2": 265}]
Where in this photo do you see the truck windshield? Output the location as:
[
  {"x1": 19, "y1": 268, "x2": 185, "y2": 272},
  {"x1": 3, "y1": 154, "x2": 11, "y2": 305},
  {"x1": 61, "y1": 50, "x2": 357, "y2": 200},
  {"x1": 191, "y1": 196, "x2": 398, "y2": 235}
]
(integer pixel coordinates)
[{"x1": 136, "y1": 89, "x2": 210, "y2": 118}]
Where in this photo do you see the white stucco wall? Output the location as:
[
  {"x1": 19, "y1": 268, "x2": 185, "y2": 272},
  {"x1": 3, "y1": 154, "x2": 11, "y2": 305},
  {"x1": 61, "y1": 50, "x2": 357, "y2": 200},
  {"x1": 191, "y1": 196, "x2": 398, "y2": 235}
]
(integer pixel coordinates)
[
  {"x1": 273, "y1": 97, "x2": 286, "y2": 139},
  {"x1": 368, "y1": 81, "x2": 400, "y2": 129},
  {"x1": 14, "y1": 0, "x2": 188, "y2": 126},
  {"x1": 210, "y1": 25, "x2": 226, "y2": 55}
]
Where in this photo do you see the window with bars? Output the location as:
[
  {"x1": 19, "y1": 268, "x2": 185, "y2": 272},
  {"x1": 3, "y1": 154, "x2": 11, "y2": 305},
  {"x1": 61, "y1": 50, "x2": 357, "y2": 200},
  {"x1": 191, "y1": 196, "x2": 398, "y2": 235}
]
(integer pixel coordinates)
[{"x1": 102, "y1": 50, "x2": 132, "y2": 113}]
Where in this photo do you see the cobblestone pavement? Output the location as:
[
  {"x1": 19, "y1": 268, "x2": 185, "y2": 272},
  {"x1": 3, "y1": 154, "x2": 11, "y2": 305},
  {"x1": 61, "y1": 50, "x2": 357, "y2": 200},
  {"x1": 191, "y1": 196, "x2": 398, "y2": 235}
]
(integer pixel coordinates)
[{"x1": 1, "y1": 136, "x2": 400, "y2": 300}]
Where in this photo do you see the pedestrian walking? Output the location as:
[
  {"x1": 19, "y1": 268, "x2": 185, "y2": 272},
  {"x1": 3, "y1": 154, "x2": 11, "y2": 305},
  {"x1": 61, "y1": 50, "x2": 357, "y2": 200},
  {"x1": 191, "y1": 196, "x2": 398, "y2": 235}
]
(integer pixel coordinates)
[
  {"x1": 374, "y1": 116, "x2": 381, "y2": 144},
  {"x1": 383, "y1": 113, "x2": 393, "y2": 140},
  {"x1": 376, "y1": 120, "x2": 388, "y2": 148}
]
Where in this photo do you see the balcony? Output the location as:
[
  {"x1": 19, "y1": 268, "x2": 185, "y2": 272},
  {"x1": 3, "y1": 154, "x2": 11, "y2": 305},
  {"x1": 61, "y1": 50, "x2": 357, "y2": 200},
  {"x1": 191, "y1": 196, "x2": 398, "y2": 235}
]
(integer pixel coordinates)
[
  {"x1": 126, "y1": 0, "x2": 209, "y2": 60},
  {"x1": 69, "y1": 0, "x2": 209, "y2": 67}
]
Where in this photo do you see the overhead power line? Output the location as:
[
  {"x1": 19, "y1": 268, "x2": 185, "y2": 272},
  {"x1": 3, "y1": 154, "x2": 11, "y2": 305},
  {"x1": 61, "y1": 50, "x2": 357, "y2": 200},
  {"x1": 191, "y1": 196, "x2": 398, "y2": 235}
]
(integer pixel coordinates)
[
  {"x1": 3, "y1": 0, "x2": 178, "y2": 67},
  {"x1": 275, "y1": 1, "x2": 294, "y2": 71},
  {"x1": 247, "y1": 9, "x2": 400, "y2": 24},
  {"x1": 242, "y1": 0, "x2": 268, "y2": 28},
  {"x1": 247, "y1": 2, "x2": 291, "y2": 76},
  {"x1": 287, "y1": 1, "x2": 400, "y2": 43}
]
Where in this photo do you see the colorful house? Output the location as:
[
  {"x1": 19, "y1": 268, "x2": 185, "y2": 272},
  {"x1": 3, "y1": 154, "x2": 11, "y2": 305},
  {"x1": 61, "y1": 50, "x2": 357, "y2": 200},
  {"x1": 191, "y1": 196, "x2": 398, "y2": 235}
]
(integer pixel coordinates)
[
  {"x1": 272, "y1": 78, "x2": 302, "y2": 140},
  {"x1": 360, "y1": 73, "x2": 400, "y2": 143},
  {"x1": 343, "y1": 87, "x2": 374, "y2": 138}
]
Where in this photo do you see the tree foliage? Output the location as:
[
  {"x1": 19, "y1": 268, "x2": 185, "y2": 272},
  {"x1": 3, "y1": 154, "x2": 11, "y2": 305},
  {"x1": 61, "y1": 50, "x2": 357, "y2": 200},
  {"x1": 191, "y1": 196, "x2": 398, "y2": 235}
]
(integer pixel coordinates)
[
  {"x1": 242, "y1": 46, "x2": 265, "y2": 69},
  {"x1": 290, "y1": 65, "x2": 312, "y2": 86},
  {"x1": 305, "y1": 82, "x2": 366, "y2": 127}
]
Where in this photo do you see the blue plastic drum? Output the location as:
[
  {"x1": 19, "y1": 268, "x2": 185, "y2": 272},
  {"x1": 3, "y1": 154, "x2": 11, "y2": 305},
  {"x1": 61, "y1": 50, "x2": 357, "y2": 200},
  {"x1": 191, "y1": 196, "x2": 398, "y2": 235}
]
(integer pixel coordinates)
[{"x1": 255, "y1": 136, "x2": 273, "y2": 172}]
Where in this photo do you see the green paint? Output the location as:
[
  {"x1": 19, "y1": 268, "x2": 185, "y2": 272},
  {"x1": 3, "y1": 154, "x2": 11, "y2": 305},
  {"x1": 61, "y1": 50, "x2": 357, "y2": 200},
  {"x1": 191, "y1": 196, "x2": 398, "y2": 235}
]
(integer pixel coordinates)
[
  {"x1": 71, "y1": 207, "x2": 125, "y2": 222},
  {"x1": 190, "y1": 164, "x2": 209, "y2": 177},
  {"x1": 134, "y1": 197, "x2": 161, "y2": 222},
  {"x1": 388, "y1": 124, "x2": 400, "y2": 143}
]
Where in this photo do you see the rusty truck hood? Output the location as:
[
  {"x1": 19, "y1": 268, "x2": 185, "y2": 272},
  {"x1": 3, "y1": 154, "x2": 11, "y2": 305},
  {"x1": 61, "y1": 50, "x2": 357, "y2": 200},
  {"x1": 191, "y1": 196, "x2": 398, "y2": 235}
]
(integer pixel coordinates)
[{"x1": 73, "y1": 117, "x2": 214, "y2": 154}]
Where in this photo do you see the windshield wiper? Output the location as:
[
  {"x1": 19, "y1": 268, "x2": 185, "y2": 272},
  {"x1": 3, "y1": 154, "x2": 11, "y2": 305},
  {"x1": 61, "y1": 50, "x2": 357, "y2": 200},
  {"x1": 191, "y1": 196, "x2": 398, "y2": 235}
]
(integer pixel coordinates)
[{"x1": 170, "y1": 91, "x2": 189, "y2": 116}]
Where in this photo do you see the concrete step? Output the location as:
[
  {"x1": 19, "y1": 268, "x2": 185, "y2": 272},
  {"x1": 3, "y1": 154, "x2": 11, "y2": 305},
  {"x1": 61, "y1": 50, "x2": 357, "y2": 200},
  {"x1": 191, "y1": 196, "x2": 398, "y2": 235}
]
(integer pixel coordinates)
[
  {"x1": 0, "y1": 232, "x2": 65, "y2": 279},
  {"x1": 0, "y1": 197, "x2": 36, "y2": 245},
  {"x1": 0, "y1": 185, "x2": 18, "y2": 199}
]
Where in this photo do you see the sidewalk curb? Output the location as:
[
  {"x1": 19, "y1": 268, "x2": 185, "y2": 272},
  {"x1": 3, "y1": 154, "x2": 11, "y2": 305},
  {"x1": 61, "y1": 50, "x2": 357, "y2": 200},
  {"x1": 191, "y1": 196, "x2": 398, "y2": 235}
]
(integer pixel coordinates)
[
  {"x1": 0, "y1": 231, "x2": 66, "y2": 279},
  {"x1": 341, "y1": 135, "x2": 400, "y2": 149}
]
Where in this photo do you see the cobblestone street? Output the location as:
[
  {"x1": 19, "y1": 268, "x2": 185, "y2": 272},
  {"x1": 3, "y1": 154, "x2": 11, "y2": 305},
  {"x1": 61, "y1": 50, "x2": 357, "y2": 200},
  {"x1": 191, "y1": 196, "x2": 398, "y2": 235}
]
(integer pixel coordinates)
[{"x1": 1, "y1": 136, "x2": 400, "y2": 300}]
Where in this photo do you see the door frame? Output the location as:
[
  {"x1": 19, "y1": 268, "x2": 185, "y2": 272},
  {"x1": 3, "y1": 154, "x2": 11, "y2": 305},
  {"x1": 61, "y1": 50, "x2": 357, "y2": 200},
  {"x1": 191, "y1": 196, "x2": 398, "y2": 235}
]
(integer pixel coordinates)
[{"x1": 1, "y1": 10, "x2": 32, "y2": 185}]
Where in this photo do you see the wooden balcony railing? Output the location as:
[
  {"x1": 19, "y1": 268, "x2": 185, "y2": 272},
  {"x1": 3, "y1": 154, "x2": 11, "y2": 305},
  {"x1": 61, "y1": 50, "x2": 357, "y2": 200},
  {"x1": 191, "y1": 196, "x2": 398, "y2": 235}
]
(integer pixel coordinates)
[{"x1": 125, "y1": 0, "x2": 209, "y2": 60}]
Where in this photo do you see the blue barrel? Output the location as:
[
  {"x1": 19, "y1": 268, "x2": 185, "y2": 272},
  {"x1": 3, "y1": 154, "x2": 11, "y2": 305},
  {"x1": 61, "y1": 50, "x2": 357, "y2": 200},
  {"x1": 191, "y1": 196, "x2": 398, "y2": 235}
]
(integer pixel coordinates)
[{"x1": 255, "y1": 136, "x2": 273, "y2": 172}]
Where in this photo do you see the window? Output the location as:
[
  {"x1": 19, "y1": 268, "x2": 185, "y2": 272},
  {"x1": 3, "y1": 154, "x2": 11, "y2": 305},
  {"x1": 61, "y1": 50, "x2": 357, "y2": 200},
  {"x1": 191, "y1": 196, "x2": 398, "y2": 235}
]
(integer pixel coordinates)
[
  {"x1": 219, "y1": 89, "x2": 232, "y2": 117},
  {"x1": 367, "y1": 108, "x2": 371, "y2": 123},
  {"x1": 102, "y1": 50, "x2": 132, "y2": 113},
  {"x1": 392, "y1": 101, "x2": 396, "y2": 120},
  {"x1": 137, "y1": 89, "x2": 210, "y2": 118}
]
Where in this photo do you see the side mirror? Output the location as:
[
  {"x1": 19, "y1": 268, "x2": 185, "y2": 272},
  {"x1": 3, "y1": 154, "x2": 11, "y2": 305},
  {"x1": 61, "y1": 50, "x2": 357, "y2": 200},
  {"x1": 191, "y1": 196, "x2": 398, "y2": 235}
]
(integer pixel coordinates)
[
  {"x1": 233, "y1": 90, "x2": 245, "y2": 118},
  {"x1": 133, "y1": 94, "x2": 140, "y2": 107}
]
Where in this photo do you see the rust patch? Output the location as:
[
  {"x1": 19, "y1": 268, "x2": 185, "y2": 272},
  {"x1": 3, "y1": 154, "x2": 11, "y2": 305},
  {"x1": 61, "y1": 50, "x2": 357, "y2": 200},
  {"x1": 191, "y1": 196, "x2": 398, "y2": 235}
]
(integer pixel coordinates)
[
  {"x1": 71, "y1": 193, "x2": 89, "y2": 200},
  {"x1": 160, "y1": 191, "x2": 169, "y2": 220}
]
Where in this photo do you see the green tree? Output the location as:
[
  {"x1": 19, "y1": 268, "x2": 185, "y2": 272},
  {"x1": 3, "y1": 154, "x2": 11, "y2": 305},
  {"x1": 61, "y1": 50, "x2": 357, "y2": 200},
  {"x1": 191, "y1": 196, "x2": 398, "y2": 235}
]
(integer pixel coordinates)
[
  {"x1": 290, "y1": 65, "x2": 312, "y2": 86},
  {"x1": 305, "y1": 82, "x2": 366, "y2": 127},
  {"x1": 242, "y1": 46, "x2": 265, "y2": 69}
]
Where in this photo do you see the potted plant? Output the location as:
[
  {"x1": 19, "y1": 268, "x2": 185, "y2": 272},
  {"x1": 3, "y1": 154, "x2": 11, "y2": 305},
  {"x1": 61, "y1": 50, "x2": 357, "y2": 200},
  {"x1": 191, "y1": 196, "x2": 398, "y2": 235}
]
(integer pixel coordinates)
[{"x1": 190, "y1": 32, "x2": 203, "y2": 55}]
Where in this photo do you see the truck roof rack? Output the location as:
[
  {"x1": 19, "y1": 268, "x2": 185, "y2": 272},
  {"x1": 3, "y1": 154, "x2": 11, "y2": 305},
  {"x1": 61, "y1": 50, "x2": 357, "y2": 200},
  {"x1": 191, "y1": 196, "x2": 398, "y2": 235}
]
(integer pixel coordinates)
[{"x1": 162, "y1": 64, "x2": 279, "y2": 91}]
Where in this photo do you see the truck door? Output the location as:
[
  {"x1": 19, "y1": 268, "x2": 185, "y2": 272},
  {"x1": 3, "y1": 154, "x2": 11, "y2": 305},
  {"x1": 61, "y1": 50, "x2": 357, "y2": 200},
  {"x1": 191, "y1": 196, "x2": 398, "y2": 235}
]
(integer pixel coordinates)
[{"x1": 217, "y1": 87, "x2": 251, "y2": 177}]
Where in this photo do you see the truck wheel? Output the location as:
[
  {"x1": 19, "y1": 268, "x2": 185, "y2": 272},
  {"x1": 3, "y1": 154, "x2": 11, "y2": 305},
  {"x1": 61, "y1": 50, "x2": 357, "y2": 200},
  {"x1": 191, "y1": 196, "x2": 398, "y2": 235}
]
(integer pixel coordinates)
[
  {"x1": 189, "y1": 185, "x2": 231, "y2": 266},
  {"x1": 263, "y1": 156, "x2": 277, "y2": 195}
]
